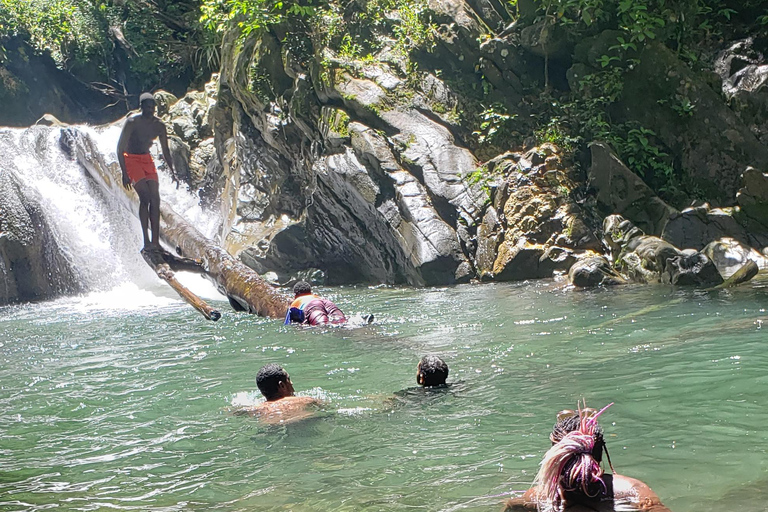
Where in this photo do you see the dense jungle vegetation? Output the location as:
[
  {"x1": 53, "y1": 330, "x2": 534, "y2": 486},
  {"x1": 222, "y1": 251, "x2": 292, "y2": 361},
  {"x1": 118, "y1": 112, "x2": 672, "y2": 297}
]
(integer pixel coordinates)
[{"x1": 1, "y1": 0, "x2": 766, "y2": 205}]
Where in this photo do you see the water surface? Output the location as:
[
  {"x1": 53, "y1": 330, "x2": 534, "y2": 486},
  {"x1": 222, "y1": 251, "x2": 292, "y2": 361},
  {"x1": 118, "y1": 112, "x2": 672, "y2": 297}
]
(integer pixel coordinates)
[{"x1": 2, "y1": 277, "x2": 767, "y2": 511}]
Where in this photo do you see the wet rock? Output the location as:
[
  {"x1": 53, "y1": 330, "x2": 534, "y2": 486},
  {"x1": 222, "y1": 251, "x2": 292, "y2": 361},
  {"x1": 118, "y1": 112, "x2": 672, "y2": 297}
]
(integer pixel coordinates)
[
  {"x1": 602, "y1": 214, "x2": 644, "y2": 262},
  {"x1": 702, "y1": 237, "x2": 768, "y2": 278},
  {"x1": 0, "y1": 170, "x2": 82, "y2": 304},
  {"x1": 661, "y1": 252, "x2": 723, "y2": 287},
  {"x1": 568, "y1": 255, "x2": 627, "y2": 288}
]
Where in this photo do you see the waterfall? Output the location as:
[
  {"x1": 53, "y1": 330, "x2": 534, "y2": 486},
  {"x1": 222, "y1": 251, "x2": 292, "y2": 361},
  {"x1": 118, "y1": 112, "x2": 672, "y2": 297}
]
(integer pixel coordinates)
[{"x1": 0, "y1": 125, "x2": 223, "y2": 307}]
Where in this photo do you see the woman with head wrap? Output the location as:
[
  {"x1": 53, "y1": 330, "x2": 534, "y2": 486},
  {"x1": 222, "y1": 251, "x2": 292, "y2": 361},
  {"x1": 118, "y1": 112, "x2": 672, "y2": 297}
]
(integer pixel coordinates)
[{"x1": 504, "y1": 403, "x2": 671, "y2": 512}]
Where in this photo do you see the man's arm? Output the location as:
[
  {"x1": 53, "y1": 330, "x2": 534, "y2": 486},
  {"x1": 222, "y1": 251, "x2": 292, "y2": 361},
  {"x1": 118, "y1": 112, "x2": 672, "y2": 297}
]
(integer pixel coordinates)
[
  {"x1": 503, "y1": 489, "x2": 538, "y2": 511},
  {"x1": 117, "y1": 118, "x2": 134, "y2": 189},
  {"x1": 157, "y1": 123, "x2": 178, "y2": 187}
]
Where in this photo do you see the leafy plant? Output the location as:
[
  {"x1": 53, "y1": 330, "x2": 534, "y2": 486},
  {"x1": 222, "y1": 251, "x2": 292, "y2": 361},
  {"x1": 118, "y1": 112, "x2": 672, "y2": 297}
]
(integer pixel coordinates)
[{"x1": 473, "y1": 103, "x2": 518, "y2": 146}]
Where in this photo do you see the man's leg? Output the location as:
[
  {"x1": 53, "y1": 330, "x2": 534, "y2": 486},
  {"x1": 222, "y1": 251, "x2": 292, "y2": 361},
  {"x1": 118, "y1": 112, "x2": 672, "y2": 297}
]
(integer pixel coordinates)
[
  {"x1": 133, "y1": 179, "x2": 151, "y2": 249},
  {"x1": 147, "y1": 179, "x2": 161, "y2": 248}
]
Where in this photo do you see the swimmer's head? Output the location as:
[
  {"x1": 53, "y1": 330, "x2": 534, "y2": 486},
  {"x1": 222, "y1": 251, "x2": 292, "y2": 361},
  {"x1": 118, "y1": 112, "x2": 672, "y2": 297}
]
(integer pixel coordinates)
[
  {"x1": 550, "y1": 412, "x2": 605, "y2": 462},
  {"x1": 256, "y1": 363, "x2": 295, "y2": 401},
  {"x1": 417, "y1": 355, "x2": 449, "y2": 387},
  {"x1": 293, "y1": 280, "x2": 312, "y2": 298},
  {"x1": 534, "y1": 403, "x2": 613, "y2": 507},
  {"x1": 139, "y1": 92, "x2": 156, "y2": 115}
]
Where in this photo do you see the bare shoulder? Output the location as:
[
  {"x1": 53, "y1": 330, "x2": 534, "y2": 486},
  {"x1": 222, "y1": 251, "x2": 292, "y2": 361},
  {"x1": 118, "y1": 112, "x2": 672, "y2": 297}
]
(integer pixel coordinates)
[
  {"x1": 503, "y1": 488, "x2": 538, "y2": 511},
  {"x1": 613, "y1": 474, "x2": 671, "y2": 512},
  {"x1": 233, "y1": 396, "x2": 321, "y2": 425}
]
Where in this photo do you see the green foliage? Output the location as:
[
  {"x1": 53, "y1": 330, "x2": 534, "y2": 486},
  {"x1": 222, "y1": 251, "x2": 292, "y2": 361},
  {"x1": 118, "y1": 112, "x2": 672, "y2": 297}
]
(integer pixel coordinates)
[
  {"x1": 391, "y1": 0, "x2": 437, "y2": 56},
  {"x1": 535, "y1": 117, "x2": 578, "y2": 151},
  {"x1": 473, "y1": 103, "x2": 518, "y2": 146},
  {"x1": 200, "y1": 0, "x2": 310, "y2": 36},
  {"x1": 1, "y1": 0, "x2": 214, "y2": 96}
]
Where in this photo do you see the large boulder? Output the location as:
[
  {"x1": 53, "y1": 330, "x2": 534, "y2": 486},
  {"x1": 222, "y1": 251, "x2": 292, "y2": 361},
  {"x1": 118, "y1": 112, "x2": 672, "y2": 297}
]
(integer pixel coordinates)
[
  {"x1": 588, "y1": 142, "x2": 677, "y2": 236},
  {"x1": 662, "y1": 204, "x2": 768, "y2": 251},
  {"x1": 568, "y1": 254, "x2": 627, "y2": 288},
  {"x1": 661, "y1": 252, "x2": 723, "y2": 287},
  {"x1": 703, "y1": 237, "x2": 768, "y2": 278},
  {"x1": 484, "y1": 145, "x2": 601, "y2": 281}
]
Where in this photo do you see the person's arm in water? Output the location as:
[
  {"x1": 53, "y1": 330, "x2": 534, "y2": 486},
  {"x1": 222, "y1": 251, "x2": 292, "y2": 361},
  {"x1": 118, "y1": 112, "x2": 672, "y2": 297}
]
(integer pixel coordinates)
[
  {"x1": 502, "y1": 489, "x2": 538, "y2": 511},
  {"x1": 157, "y1": 121, "x2": 178, "y2": 187},
  {"x1": 117, "y1": 117, "x2": 135, "y2": 189}
]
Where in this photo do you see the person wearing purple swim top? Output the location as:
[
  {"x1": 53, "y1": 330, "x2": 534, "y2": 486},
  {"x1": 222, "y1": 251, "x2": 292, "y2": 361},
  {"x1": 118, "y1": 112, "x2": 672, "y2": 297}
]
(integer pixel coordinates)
[
  {"x1": 284, "y1": 281, "x2": 347, "y2": 326},
  {"x1": 504, "y1": 403, "x2": 671, "y2": 512}
]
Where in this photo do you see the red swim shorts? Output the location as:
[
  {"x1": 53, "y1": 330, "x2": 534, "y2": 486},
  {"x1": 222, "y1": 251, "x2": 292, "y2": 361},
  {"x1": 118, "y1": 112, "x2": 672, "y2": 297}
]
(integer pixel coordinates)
[{"x1": 124, "y1": 153, "x2": 158, "y2": 183}]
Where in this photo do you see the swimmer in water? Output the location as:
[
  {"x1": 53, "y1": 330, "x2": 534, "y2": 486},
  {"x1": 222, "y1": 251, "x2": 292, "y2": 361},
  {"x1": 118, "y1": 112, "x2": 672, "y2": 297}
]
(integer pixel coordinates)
[
  {"x1": 504, "y1": 403, "x2": 671, "y2": 512},
  {"x1": 417, "y1": 355, "x2": 449, "y2": 387},
  {"x1": 284, "y1": 281, "x2": 347, "y2": 326},
  {"x1": 236, "y1": 364, "x2": 319, "y2": 424}
]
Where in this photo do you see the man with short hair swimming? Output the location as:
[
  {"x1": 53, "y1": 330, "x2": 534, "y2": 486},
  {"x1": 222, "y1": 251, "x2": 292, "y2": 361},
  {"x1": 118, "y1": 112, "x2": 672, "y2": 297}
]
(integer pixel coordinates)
[
  {"x1": 236, "y1": 363, "x2": 319, "y2": 424},
  {"x1": 504, "y1": 403, "x2": 671, "y2": 511},
  {"x1": 417, "y1": 355, "x2": 449, "y2": 387},
  {"x1": 284, "y1": 281, "x2": 347, "y2": 326},
  {"x1": 117, "y1": 92, "x2": 176, "y2": 251}
]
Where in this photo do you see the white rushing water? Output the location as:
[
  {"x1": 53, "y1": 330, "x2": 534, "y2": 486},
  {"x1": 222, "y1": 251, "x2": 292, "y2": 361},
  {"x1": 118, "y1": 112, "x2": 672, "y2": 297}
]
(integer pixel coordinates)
[{"x1": 0, "y1": 125, "x2": 225, "y2": 308}]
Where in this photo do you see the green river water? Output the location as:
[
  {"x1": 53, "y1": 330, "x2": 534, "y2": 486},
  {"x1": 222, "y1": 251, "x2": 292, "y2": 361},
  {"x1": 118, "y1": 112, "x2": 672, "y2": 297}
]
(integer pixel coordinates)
[{"x1": 1, "y1": 277, "x2": 767, "y2": 511}]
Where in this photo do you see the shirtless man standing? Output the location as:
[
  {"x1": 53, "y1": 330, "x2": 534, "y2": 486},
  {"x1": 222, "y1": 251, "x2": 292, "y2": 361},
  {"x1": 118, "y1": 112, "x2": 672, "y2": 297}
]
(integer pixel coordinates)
[{"x1": 117, "y1": 92, "x2": 176, "y2": 251}]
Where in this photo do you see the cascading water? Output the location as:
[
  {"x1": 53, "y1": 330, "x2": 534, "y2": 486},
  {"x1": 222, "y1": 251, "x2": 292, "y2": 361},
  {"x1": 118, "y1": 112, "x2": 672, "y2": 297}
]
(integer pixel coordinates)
[{"x1": 0, "y1": 124, "x2": 223, "y2": 307}]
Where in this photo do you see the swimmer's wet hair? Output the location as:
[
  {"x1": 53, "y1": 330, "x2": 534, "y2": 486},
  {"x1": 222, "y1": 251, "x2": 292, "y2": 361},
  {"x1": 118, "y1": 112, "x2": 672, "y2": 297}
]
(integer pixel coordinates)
[
  {"x1": 293, "y1": 280, "x2": 312, "y2": 296},
  {"x1": 256, "y1": 363, "x2": 289, "y2": 400},
  {"x1": 419, "y1": 355, "x2": 449, "y2": 386},
  {"x1": 534, "y1": 403, "x2": 613, "y2": 509}
]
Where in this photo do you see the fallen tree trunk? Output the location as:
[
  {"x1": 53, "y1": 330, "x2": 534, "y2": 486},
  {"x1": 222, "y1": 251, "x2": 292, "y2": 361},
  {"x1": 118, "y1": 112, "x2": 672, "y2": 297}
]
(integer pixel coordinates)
[
  {"x1": 142, "y1": 248, "x2": 221, "y2": 321},
  {"x1": 160, "y1": 207, "x2": 289, "y2": 317},
  {"x1": 63, "y1": 127, "x2": 289, "y2": 318}
]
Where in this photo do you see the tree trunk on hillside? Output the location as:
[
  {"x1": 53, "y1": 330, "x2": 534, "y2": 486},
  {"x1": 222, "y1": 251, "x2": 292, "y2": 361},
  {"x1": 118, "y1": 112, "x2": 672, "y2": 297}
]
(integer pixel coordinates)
[{"x1": 62, "y1": 127, "x2": 289, "y2": 319}]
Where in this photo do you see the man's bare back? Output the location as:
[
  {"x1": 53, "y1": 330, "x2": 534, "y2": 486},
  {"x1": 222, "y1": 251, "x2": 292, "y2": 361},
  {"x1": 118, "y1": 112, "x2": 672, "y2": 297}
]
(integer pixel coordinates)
[{"x1": 235, "y1": 396, "x2": 320, "y2": 425}]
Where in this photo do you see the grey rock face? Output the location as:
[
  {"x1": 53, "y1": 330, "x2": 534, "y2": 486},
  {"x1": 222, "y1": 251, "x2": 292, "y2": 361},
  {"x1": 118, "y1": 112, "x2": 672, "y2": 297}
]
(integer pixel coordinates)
[
  {"x1": 737, "y1": 167, "x2": 768, "y2": 228},
  {"x1": 614, "y1": 41, "x2": 768, "y2": 202},
  {"x1": 589, "y1": 142, "x2": 677, "y2": 236},
  {"x1": 0, "y1": 168, "x2": 82, "y2": 304}
]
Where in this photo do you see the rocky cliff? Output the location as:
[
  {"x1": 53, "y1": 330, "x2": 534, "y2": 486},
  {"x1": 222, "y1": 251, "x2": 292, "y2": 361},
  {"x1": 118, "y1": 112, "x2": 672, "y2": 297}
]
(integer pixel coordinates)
[{"x1": 4, "y1": 0, "x2": 768, "y2": 305}]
